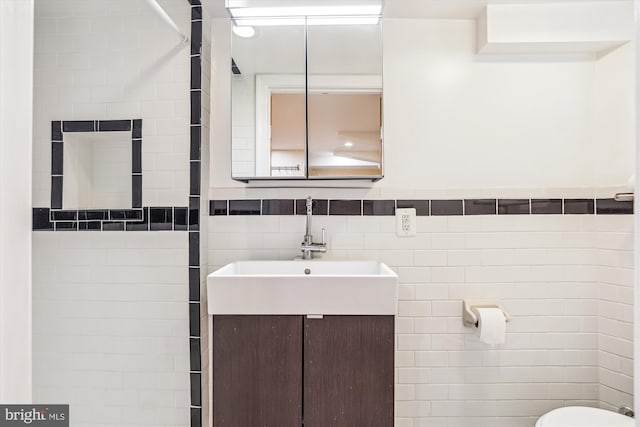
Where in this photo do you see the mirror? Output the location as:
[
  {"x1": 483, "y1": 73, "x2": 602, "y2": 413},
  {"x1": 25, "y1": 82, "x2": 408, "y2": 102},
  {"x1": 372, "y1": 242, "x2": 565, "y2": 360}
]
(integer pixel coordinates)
[
  {"x1": 63, "y1": 132, "x2": 132, "y2": 209},
  {"x1": 230, "y1": 17, "x2": 383, "y2": 180}
]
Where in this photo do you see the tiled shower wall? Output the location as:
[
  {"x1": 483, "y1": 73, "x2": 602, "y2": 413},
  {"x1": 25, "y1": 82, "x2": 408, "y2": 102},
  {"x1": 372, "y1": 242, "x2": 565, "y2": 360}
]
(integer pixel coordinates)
[
  {"x1": 32, "y1": 0, "x2": 196, "y2": 425},
  {"x1": 207, "y1": 208, "x2": 633, "y2": 427}
]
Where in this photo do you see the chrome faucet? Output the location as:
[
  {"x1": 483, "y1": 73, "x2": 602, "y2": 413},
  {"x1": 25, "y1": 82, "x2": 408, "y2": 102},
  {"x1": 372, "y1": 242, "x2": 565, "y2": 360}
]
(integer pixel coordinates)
[{"x1": 301, "y1": 196, "x2": 326, "y2": 260}]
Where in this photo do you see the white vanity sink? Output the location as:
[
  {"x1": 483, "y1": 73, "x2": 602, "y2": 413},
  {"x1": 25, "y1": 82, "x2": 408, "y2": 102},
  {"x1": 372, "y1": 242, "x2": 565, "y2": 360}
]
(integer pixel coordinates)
[{"x1": 206, "y1": 260, "x2": 398, "y2": 315}]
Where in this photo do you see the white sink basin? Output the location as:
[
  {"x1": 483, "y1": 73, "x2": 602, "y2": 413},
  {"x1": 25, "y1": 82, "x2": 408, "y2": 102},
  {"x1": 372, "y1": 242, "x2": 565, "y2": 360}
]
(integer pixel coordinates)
[{"x1": 207, "y1": 260, "x2": 398, "y2": 315}]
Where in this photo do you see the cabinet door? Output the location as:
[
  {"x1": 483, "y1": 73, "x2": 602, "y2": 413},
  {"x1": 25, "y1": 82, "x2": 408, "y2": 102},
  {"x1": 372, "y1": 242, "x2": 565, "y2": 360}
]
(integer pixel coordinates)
[
  {"x1": 303, "y1": 315, "x2": 394, "y2": 427},
  {"x1": 213, "y1": 315, "x2": 302, "y2": 427}
]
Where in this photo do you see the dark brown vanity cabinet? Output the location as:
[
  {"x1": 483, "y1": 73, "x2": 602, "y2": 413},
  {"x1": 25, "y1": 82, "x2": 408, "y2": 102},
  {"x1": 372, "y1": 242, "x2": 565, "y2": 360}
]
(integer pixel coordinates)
[{"x1": 212, "y1": 315, "x2": 394, "y2": 427}]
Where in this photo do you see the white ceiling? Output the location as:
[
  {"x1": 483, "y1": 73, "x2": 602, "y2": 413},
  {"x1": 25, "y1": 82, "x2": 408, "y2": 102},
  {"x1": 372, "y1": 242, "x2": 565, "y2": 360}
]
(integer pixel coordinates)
[{"x1": 203, "y1": 0, "x2": 605, "y2": 19}]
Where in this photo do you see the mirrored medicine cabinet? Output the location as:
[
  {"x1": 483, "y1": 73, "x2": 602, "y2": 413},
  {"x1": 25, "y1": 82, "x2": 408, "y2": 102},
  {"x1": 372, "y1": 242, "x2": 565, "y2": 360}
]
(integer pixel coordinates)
[{"x1": 230, "y1": 12, "x2": 383, "y2": 182}]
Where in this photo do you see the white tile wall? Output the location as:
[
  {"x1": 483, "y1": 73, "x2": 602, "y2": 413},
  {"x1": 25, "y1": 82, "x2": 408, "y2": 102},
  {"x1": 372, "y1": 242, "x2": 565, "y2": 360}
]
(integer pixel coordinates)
[
  {"x1": 595, "y1": 216, "x2": 634, "y2": 411},
  {"x1": 208, "y1": 212, "x2": 633, "y2": 426},
  {"x1": 33, "y1": 232, "x2": 190, "y2": 426},
  {"x1": 33, "y1": 0, "x2": 191, "y2": 208},
  {"x1": 32, "y1": 1, "x2": 193, "y2": 426}
]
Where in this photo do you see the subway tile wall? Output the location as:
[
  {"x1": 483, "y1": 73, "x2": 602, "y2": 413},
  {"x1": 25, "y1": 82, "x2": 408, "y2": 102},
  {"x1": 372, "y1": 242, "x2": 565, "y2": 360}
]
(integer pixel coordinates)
[
  {"x1": 207, "y1": 213, "x2": 633, "y2": 427},
  {"x1": 32, "y1": 1, "x2": 194, "y2": 426},
  {"x1": 33, "y1": 232, "x2": 190, "y2": 425}
]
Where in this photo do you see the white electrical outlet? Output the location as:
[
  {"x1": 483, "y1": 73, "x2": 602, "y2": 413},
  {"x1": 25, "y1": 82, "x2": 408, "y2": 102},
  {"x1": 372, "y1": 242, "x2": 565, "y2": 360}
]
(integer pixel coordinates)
[{"x1": 396, "y1": 208, "x2": 416, "y2": 237}]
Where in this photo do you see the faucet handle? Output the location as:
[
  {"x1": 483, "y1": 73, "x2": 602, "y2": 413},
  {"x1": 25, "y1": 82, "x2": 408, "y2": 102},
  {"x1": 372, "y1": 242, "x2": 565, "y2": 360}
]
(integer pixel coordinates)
[{"x1": 321, "y1": 228, "x2": 325, "y2": 245}]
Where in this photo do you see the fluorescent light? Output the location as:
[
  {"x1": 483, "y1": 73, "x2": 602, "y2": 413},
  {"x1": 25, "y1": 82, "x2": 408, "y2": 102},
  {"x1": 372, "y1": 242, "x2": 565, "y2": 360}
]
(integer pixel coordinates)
[
  {"x1": 234, "y1": 16, "x2": 379, "y2": 26},
  {"x1": 234, "y1": 17, "x2": 305, "y2": 26},
  {"x1": 344, "y1": 141, "x2": 354, "y2": 147},
  {"x1": 307, "y1": 16, "x2": 380, "y2": 25},
  {"x1": 232, "y1": 25, "x2": 256, "y2": 37},
  {"x1": 228, "y1": 5, "x2": 382, "y2": 19}
]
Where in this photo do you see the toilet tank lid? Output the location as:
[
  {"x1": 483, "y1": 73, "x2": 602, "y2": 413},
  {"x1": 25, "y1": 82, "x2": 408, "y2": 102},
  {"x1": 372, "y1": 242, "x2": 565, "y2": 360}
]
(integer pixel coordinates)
[{"x1": 538, "y1": 407, "x2": 634, "y2": 427}]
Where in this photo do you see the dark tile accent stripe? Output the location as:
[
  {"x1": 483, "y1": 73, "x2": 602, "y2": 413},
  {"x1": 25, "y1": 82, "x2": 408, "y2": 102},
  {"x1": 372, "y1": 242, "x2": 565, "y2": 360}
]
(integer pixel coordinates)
[
  {"x1": 33, "y1": 208, "x2": 53, "y2": 230},
  {"x1": 262, "y1": 199, "x2": 294, "y2": 215},
  {"x1": 51, "y1": 176, "x2": 63, "y2": 209},
  {"x1": 190, "y1": 337, "x2": 201, "y2": 371},
  {"x1": 229, "y1": 200, "x2": 261, "y2": 215},
  {"x1": 190, "y1": 126, "x2": 201, "y2": 160},
  {"x1": 564, "y1": 199, "x2": 594, "y2": 215},
  {"x1": 98, "y1": 119, "x2": 131, "y2": 132},
  {"x1": 397, "y1": 200, "x2": 429, "y2": 216},
  {"x1": 498, "y1": 199, "x2": 530, "y2": 215},
  {"x1": 296, "y1": 199, "x2": 327, "y2": 215},
  {"x1": 189, "y1": 302, "x2": 200, "y2": 337},
  {"x1": 132, "y1": 119, "x2": 142, "y2": 139},
  {"x1": 110, "y1": 209, "x2": 143, "y2": 220},
  {"x1": 190, "y1": 408, "x2": 202, "y2": 427},
  {"x1": 190, "y1": 162, "x2": 200, "y2": 196},
  {"x1": 190, "y1": 92, "x2": 201, "y2": 125},
  {"x1": 63, "y1": 120, "x2": 94, "y2": 132},
  {"x1": 431, "y1": 200, "x2": 463, "y2": 216},
  {"x1": 51, "y1": 141, "x2": 63, "y2": 175},
  {"x1": 150, "y1": 207, "x2": 173, "y2": 231},
  {"x1": 132, "y1": 175, "x2": 142, "y2": 208},
  {"x1": 189, "y1": 197, "x2": 199, "y2": 231},
  {"x1": 207, "y1": 198, "x2": 633, "y2": 217},
  {"x1": 191, "y1": 21, "x2": 202, "y2": 55},
  {"x1": 55, "y1": 221, "x2": 77, "y2": 231},
  {"x1": 174, "y1": 207, "x2": 188, "y2": 230},
  {"x1": 132, "y1": 140, "x2": 142, "y2": 174},
  {"x1": 51, "y1": 121, "x2": 62, "y2": 141},
  {"x1": 464, "y1": 199, "x2": 496, "y2": 215},
  {"x1": 189, "y1": 232, "x2": 199, "y2": 266},
  {"x1": 33, "y1": 208, "x2": 192, "y2": 232},
  {"x1": 209, "y1": 200, "x2": 227, "y2": 216},
  {"x1": 191, "y1": 5, "x2": 202, "y2": 20},
  {"x1": 531, "y1": 199, "x2": 562, "y2": 214},
  {"x1": 363, "y1": 200, "x2": 395, "y2": 216},
  {"x1": 102, "y1": 222, "x2": 125, "y2": 231},
  {"x1": 79, "y1": 221, "x2": 101, "y2": 231},
  {"x1": 190, "y1": 372, "x2": 202, "y2": 406},
  {"x1": 51, "y1": 210, "x2": 77, "y2": 221},
  {"x1": 125, "y1": 207, "x2": 149, "y2": 231},
  {"x1": 189, "y1": 267, "x2": 200, "y2": 302},
  {"x1": 78, "y1": 210, "x2": 108, "y2": 221},
  {"x1": 596, "y1": 198, "x2": 634, "y2": 215},
  {"x1": 329, "y1": 199, "x2": 361, "y2": 215},
  {"x1": 189, "y1": 7, "x2": 203, "y2": 424}
]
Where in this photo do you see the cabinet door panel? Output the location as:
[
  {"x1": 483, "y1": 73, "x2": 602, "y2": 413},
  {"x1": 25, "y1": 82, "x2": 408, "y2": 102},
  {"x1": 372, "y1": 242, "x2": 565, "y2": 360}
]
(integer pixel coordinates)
[
  {"x1": 304, "y1": 315, "x2": 394, "y2": 427},
  {"x1": 213, "y1": 315, "x2": 302, "y2": 427}
]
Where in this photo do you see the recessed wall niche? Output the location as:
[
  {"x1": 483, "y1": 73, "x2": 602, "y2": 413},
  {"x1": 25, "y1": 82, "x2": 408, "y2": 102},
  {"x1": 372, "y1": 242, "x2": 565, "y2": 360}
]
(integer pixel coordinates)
[{"x1": 50, "y1": 119, "x2": 142, "y2": 218}]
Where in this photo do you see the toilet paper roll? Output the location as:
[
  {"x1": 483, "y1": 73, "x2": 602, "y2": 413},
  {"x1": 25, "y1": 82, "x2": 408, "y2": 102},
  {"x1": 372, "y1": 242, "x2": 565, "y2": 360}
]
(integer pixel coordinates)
[{"x1": 475, "y1": 307, "x2": 506, "y2": 345}]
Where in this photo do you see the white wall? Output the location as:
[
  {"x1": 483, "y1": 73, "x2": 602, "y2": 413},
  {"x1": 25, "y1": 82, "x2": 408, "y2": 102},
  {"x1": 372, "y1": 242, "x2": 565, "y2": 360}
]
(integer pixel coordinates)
[
  {"x1": 212, "y1": 19, "x2": 635, "y2": 193},
  {"x1": 32, "y1": 1, "x2": 192, "y2": 425},
  {"x1": 0, "y1": 0, "x2": 34, "y2": 404},
  {"x1": 207, "y1": 15, "x2": 636, "y2": 427}
]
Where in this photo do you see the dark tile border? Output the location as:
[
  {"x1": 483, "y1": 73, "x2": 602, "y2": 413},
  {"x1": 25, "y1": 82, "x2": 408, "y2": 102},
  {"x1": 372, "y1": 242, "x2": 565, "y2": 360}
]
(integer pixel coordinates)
[
  {"x1": 188, "y1": 4, "x2": 203, "y2": 425},
  {"x1": 33, "y1": 206, "x2": 187, "y2": 231},
  {"x1": 50, "y1": 119, "x2": 143, "y2": 215},
  {"x1": 208, "y1": 198, "x2": 634, "y2": 217}
]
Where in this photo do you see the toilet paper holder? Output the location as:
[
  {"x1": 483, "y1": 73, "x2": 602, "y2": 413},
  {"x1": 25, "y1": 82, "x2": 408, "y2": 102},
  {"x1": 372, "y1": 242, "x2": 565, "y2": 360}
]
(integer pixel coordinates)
[{"x1": 462, "y1": 300, "x2": 511, "y2": 328}]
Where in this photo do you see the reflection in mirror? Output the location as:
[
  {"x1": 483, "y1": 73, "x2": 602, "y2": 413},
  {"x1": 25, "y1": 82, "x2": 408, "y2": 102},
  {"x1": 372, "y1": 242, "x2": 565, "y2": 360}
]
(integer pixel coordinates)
[
  {"x1": 63, "y1": 132, "x2": 132, "y2": 209},
  {"x1": 307, "y1": 20, "x2": 383, "y2": 178},
  {"x1": 231, "y1": 20, "x2": 306, "y2": 178}
]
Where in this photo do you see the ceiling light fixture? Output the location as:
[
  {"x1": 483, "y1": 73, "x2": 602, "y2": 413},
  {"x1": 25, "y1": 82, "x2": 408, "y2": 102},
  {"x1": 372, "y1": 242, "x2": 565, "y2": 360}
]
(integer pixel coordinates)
[
  {"x1": 229, "y1": 4, "x2": 382, "y2": 26},
  {"x1": 228, "y1": 5, "x2": 382, "y2": 19},
  {"x1": 344, "y1": 141, "x2": 354, "y2": 147}
]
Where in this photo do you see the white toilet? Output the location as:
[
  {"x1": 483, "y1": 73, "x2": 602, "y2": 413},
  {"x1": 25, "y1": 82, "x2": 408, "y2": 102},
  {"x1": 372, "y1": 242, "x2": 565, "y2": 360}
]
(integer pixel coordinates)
[{"x1": 536, "y1": 406, "x2": 634, "y2": 427}]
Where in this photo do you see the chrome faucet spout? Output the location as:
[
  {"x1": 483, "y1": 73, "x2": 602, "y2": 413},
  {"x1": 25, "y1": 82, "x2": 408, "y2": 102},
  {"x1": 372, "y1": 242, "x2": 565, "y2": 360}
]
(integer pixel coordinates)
[{"x1": 301, "y1": 196, "x2": 326, "y2": 260}]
